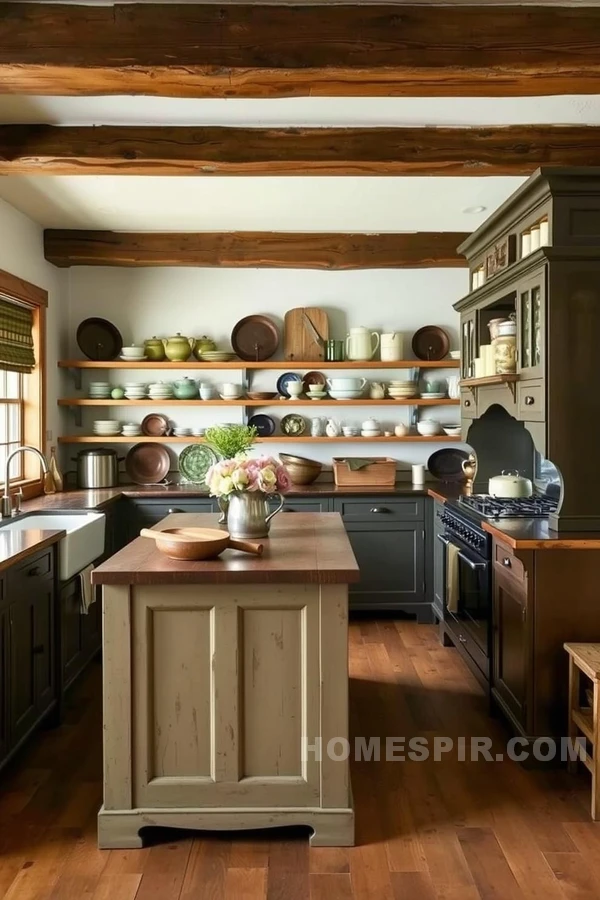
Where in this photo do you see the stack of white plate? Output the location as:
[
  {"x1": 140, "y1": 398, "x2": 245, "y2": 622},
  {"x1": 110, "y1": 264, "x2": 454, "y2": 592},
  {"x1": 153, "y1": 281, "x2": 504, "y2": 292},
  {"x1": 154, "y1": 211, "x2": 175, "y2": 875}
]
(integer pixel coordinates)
[
  {"x1": 148, "y1": 381, "x2": 175, "y2": 400},
  {"x1": 173, "y1": 426, "x2": 192, "y2": 437},
  {"x1": 123, "y1": 382, "x2": 148, "y2": 400},
  {"x1": 361, "y1": 428, "x2": 382, "y2": 437},
  {"x1": 329, "y1": 390, "x2": 363, "y2": 400},
  {"x1": 88, "y1": 381, "x2": 112, "y2": 399},
  {"x1": 93, "y1": 420, "x2": 122, "y2": 436},
  {"x1": 388, "y1": 381, "x2": 418, "y2": 400},
  {"x1": 421, "y1": 392, "x2": 447, "y2": 400},
  {"x1": 121, "y1": 423, "x2": 142, "y2": 437},
  {"x1": 200, "y1": 351, "x2": 237, "y2": 363},
  {"x1": 120, "y1": 345, "x2": 146, "y2": 361}
]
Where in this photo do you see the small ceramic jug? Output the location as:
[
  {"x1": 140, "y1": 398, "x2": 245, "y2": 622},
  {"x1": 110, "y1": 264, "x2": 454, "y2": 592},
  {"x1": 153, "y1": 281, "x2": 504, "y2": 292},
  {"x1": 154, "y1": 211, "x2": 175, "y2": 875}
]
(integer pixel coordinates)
[
  {"x1": 369, "y1": 381, "x2": 385, "y2": 399},
  {"x1": 325, "y1": 418, "x2": 340, "y2": 438}
]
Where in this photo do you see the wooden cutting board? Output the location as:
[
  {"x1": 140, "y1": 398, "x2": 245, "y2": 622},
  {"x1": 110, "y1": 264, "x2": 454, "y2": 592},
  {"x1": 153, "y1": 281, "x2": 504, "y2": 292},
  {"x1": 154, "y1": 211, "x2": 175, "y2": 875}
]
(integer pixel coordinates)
[{"x1": 283, "y1": 307, "x2": 329, "y2": 361}]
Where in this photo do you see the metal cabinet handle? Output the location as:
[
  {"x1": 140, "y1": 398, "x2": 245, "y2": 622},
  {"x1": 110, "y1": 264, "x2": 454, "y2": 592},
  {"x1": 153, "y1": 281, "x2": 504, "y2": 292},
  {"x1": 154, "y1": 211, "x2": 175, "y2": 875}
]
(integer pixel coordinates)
[
  {"x1": 458, "y1": 634, "x2": 467, "y2": 643},
  {"x1": 370, "y1": 507, "x2": 390, "y2": 514},
  {"x1": 464, "y1": 399, "x2": 471, "y2": 407},
  {"x1": 502, "y1": 557, "x2": 512, "y2": 567},
  {"x1": 524, "y1": 396, "x2": 535, "y2": 406},
  {"x1": 168, "y1": 508, "x2": 183, "y2": 514},
  {"x1": 32, "y1": 644, "x2": 44, "y2": 655},
  {"x1": 27, "y1": 566, "x2": 41, "y2": 577}
]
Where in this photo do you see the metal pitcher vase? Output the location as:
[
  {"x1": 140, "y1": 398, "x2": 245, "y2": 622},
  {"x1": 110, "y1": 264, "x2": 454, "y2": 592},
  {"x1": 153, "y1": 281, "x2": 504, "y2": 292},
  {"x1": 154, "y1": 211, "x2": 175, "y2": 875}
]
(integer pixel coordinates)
[{"x1": 220, "y1": 491, "x2": 284, "y2": 539}]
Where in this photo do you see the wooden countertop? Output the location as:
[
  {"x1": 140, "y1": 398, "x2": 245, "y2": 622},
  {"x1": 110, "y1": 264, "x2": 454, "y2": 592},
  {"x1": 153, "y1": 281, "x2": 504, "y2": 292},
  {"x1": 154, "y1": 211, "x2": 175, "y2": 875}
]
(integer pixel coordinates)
[
  {"x1": 92, "y1": 512, "x2": 360, "y2": 586},
  {"x1": 0, "y1": 528, "x2": 64, "y2": 574},
  {"x1": 482, "y1": 519, "x2": 600, "y2": 550}
]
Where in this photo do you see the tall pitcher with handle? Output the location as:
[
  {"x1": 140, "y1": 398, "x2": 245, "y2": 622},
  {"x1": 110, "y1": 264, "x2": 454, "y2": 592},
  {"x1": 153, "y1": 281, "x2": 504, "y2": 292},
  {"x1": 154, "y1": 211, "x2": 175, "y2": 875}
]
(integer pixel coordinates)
[{"x1": 345, "y1": 327, "x2": 380, "y2": 361}]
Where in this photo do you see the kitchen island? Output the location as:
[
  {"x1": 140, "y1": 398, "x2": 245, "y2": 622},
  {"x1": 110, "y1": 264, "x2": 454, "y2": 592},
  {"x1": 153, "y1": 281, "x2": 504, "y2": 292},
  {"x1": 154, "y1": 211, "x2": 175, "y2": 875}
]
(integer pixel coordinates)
[{"x1": 92, "y1": 512, "x2": 359, "y2": 850}]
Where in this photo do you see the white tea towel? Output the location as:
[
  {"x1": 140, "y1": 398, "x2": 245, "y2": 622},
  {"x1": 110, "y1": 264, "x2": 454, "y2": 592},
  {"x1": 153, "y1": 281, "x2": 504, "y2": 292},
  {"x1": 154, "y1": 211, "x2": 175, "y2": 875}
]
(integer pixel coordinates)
[{"x1": 79, "y1": 564, "x2": 96, "y2": 615}]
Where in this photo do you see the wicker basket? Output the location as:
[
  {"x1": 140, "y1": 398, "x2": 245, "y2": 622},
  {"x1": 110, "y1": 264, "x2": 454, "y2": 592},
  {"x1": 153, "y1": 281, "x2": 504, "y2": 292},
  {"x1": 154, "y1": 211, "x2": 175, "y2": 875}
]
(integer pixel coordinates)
[{"x1": 332, "y1": 457, "x2": 396, "y2": 487}]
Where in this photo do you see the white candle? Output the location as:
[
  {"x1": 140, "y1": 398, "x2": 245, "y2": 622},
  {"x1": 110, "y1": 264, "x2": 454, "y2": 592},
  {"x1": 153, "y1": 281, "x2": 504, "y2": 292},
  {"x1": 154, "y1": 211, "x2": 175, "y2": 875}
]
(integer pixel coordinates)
[
  {"x1": 412, "y1": 464, "x2": 425, "y2": 487},
  {"x1": 540, "y1": 219, "x2": 549, "y2": 246},
  {"x1": 521, "y1": 232, "x2": 531, "y2": 256}
]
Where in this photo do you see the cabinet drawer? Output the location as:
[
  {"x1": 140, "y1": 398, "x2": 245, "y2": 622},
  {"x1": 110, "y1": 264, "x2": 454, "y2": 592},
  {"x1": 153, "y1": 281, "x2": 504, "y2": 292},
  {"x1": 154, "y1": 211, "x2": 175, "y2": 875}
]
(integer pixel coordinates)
[
  {"x1": 494, "y1": 542, "x2": 526, "y2": 584},
  {"x1": 7, "y1": 549, "x2": 53, "y2": 587},
  {"x1": 276, "y1": 500, "x2": 331, "y2": 513},
  {"x1": 333, "y1": 497, "x2": 425, "y2": 522},
  {"x1": 517, "y1": 379, "x2": 545, "y2": 422},
  {"x1": 460, "y1": 387, "x2": 477, "y2": 419}
]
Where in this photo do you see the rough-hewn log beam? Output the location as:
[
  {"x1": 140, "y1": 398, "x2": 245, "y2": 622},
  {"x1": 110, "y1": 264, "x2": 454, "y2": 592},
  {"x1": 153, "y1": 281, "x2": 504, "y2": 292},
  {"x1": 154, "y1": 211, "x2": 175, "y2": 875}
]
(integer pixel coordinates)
[
  {"x1": 2, "y1": 3, "x2": 600, "y2": 98},
  {"x1": 43, "y1": 231, "x2": 469, "y2": 269},
  {"x1": 4, "y1": 125, "x2": 600, "y2": 176}
]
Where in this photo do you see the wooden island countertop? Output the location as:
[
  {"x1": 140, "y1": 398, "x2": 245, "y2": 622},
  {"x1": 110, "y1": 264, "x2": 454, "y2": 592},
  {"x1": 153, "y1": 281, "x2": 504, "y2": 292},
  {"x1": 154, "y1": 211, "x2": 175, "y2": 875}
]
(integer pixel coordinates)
[{"x1": 92, "y1": 512, "x2": 360, "y2": 585}]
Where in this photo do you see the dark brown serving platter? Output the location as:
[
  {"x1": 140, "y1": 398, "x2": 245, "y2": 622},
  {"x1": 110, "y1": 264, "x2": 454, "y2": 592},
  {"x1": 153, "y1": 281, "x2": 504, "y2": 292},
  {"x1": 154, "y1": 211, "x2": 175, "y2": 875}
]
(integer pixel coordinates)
[{"x1": 231, "y1": 315, "x2": 279, "y2": 362}]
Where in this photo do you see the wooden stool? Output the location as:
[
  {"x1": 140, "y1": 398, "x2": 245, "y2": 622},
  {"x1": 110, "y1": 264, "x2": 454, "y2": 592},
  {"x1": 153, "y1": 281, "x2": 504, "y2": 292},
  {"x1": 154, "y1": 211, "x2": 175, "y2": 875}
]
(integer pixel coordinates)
[{"x1": 564, "y1": 642, "x2": 600, "y2": 820}]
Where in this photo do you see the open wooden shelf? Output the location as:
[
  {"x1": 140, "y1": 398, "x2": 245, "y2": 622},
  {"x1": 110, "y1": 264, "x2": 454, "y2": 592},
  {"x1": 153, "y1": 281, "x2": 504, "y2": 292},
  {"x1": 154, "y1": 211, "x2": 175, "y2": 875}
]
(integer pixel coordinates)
[
  {"x1": 58, "y1": 359, "x2": 460, "y2": 370},
  {"x1": 460, "y1": 374, "x2": 519, "y2": 388},
  {"x1": 58, "y1": 397, "x2": 460, "y2": 407},
  {"x1": 57, "y1": 435, "x2": 463, "y2": 444}
]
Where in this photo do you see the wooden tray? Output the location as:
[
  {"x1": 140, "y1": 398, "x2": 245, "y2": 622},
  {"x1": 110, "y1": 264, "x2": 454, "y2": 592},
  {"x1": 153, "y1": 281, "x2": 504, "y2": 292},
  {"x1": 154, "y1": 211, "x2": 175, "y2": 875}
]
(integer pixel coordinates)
[{"x1": 333, "y1": 457, "x2": 396, "y2": 487}]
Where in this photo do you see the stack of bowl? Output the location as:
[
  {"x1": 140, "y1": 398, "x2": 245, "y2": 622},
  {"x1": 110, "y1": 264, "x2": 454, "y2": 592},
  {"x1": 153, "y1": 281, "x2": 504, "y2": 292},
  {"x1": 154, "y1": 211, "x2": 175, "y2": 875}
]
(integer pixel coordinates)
[
  {"x1": 122, "y1": 422, "x2": 142, "y2": 438},
  {"x1": 327, "y1": 377, "x2": 365, "y2": 400},
  {"x1": 387, "y1": 380, "x2": 418, "y2": 400},
  {"x1": 123, "y1": 382, "x2": 148, "y2": 400},
  {"x1": 93, "y1": 419, "x2": 122, "y2": 437},
  {"x1": 120, "y1": 344, "x2": 146, "y2": 361},
  {"x1": 279, "y1": 453, "x2": 322, "y2": 485},
  {"x1": 88, "y1": 381, "x2": 112, "y2": 400},
  {"x1": 148, "y1": 381, "x2": 175, "y2": 401}
]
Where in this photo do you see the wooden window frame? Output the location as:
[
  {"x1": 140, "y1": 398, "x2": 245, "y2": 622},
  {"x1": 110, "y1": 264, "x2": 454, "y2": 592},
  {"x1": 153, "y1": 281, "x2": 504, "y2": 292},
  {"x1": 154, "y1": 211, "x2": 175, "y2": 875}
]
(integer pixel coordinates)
[{"x1": 0, "y1": 269, "x2": 47, "y2": 500}]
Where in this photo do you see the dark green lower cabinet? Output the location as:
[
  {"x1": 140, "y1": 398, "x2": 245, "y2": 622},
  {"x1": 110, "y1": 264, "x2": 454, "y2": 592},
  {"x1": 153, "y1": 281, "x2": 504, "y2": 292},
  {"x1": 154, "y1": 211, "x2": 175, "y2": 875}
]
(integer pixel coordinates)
[
  {"x1": 0, "y1": 607, "x2": 7, "y2": 762},
  {"x1": 0, "y1": 548, "x2": 58, "y2": 771},
  {"x1": 60, "y1": 575, "x2": 102, "y2": 692},
  {"x1": 342, "y1": 521, "x2": 427, "y2": 617}
]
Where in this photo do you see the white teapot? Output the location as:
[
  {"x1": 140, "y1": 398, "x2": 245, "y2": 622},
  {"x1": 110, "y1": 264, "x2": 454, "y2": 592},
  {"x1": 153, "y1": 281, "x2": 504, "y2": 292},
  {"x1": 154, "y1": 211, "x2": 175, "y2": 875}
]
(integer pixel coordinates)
[{"x1": 346, "y1": 327, "x2": 380, "y2": 361}]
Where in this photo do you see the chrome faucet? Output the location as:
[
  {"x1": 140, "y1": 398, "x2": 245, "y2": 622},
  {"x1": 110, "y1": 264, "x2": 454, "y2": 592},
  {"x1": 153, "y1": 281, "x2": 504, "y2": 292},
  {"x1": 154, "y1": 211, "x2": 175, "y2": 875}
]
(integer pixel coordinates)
[{"x1": 1, "y1": 446, "x2": 49, "y2": 518}]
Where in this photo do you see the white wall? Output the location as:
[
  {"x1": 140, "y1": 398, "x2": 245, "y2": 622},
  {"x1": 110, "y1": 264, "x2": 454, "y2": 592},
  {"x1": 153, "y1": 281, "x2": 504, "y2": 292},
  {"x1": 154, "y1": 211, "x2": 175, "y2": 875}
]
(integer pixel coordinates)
[
  {"x1": 67, "y1": 265, "x2": 468, "y2": 470},
  {"x1": 0, "y1": 197, "x2": 68, "y2": 452}
]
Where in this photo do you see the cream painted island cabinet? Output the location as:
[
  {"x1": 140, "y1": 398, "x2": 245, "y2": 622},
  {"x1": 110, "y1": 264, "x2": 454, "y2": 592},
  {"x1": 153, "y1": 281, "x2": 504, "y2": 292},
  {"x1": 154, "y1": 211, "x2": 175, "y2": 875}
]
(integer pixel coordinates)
[{"x1": 92, "y1": 512, "x2": 359, "y2": 849}]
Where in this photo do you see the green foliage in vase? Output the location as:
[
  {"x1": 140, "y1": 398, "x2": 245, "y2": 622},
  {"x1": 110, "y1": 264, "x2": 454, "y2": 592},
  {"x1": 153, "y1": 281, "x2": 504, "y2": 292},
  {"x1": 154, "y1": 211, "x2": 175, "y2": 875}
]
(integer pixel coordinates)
[{"x1": 204, "y1": 424, "x2": 258, "y2": 459}]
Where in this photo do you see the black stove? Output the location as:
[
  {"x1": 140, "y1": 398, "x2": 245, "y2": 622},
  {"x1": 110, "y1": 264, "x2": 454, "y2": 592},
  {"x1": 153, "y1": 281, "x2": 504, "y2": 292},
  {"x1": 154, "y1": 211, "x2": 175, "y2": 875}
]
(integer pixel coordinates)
[{"x1": 458, "y1": 494, "x2": 558, "y2": 520}]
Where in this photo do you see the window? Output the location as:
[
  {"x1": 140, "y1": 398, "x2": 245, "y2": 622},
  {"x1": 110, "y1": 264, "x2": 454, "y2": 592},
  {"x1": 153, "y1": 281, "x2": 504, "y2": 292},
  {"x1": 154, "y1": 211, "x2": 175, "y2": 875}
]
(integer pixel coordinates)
[
  {"x1": 0, "y1": 369, "x2": 25, "y2": 480},
  {"x1": 0, "y1": 270, "x2": 47, "y2": 499}
]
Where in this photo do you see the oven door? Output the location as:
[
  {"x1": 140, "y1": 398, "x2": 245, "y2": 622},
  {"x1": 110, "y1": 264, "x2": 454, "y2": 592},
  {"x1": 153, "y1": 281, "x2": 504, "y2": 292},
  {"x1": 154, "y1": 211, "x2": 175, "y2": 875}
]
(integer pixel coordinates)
[{"x1": 437, "y1": 533, "x2": 490, "y2": 655}]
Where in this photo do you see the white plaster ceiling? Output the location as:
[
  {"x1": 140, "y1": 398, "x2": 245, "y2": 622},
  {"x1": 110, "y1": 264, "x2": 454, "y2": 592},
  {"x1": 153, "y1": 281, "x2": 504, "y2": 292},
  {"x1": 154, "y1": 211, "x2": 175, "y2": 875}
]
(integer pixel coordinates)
[
  {"x1": 1, "y1": 95, "x2": 600, "y2": 127},
  {"x1": 0, "y1": 94, "x2": 597, "y2": 230}
]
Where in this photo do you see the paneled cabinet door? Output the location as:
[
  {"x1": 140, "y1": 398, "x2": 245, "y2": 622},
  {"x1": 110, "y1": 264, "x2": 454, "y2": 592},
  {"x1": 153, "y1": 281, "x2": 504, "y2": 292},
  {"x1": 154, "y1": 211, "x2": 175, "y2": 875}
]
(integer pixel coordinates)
[
  {"x1": 343, "y1": 521, "x2": 425, "y2": 610},
  {"x1": 9, "y1": 597, "x2": 37, "y2": 747},
  {"x1": 0, "y1": 608, "x2": 8, "y2": 762},
  {"x1": 517, "y1": 266, "x2": 546, "y2": 380},
  {"x1": 129, "y1": 584, "x2": 322, "y2": 810},
  {"x1": 492, "y1": 570, "x2": 530, "y2": 732},
  {"x1": 33, "y1": 587, "x2": 55, "y2": 718}
]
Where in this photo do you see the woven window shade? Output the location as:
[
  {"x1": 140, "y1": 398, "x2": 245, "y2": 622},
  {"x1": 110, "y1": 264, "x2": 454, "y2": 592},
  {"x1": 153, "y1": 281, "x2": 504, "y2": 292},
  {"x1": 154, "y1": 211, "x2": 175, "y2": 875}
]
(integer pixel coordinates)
[{"x1": 0, "y1": 298, "x2": 35, "y2": 373}]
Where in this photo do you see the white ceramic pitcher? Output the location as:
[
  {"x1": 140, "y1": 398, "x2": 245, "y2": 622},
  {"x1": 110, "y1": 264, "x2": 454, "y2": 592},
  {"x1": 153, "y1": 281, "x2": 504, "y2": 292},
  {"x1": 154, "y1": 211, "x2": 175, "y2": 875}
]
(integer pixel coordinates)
[{"x1": 346, "y1": 326, "x2": 380, "y2": 361}]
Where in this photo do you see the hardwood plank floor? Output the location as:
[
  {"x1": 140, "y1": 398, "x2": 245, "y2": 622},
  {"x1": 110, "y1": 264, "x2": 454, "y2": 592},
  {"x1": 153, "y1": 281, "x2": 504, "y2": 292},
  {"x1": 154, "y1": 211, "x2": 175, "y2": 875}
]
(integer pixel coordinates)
[{"x1": 0, "y1": 620, "x2": 598, "y2": 899}]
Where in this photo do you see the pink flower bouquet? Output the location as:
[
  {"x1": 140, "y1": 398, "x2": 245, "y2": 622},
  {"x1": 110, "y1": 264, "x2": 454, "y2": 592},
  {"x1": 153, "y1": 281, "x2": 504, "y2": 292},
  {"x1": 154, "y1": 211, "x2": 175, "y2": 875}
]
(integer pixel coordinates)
[{"x1": 206, "y1": 455, "x2": 290, "y2": 498}]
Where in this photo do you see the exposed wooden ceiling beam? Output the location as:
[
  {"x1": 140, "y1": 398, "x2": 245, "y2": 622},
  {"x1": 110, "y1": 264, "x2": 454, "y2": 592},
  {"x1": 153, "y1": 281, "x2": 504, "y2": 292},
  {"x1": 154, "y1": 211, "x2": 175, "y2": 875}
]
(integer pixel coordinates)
[
  {"x1": 43, "y1": 231, "x2": 469, "y2": 269},
  {"x1": 2, "y1": 3, "x2": 600, "y2": 98},
  {"x1": 3, "y1": 125, "x2": 600, "y2": 176}
]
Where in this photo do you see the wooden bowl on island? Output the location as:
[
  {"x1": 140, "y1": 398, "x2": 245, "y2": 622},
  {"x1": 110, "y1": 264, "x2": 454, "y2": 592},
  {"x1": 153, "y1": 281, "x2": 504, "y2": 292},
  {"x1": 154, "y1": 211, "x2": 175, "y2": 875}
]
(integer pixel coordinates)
[{"x1": 141, "y1": 527, "x2": 263, "y2": 560}]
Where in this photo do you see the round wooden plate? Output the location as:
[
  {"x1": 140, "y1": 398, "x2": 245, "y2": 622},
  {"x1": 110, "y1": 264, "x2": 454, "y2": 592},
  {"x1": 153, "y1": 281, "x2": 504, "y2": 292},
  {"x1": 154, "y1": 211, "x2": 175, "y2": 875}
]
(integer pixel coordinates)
[
  {"x1": 231, "y1": 315, "x2": 279, "y2": 362},
  {"x1": 412, "y1": 326, "x2": 450, "y2": 361}
]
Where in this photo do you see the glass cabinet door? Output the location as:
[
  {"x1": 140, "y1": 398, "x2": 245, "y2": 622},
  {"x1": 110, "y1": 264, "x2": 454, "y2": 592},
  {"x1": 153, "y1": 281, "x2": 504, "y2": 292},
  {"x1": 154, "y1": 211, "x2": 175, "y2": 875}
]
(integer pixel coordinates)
[
  {"x1": 461, "y1": 312, "x2": 476, "y2": 379},
  {"x1": 517, "y1": 268, "x2": 545, "y2": 379}
]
